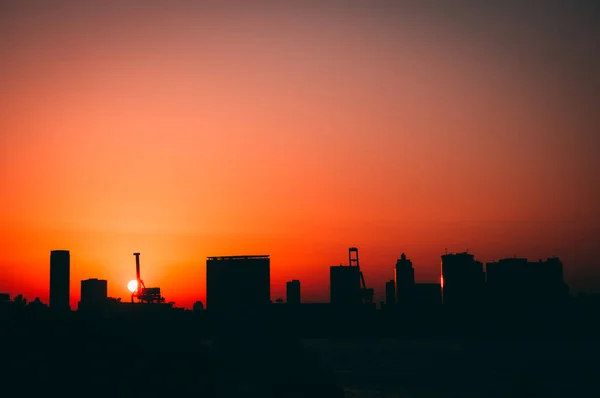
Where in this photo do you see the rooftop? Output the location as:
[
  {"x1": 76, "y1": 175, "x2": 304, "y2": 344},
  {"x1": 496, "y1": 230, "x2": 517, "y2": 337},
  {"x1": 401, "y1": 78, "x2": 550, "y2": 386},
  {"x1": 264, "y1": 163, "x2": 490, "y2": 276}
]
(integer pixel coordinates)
[
  {"x1": 442, "y1": 252, "x2": 473, "y2": 257},
  {"x1": 207, "y1": 255, "x2": 270, "y2": 261}
]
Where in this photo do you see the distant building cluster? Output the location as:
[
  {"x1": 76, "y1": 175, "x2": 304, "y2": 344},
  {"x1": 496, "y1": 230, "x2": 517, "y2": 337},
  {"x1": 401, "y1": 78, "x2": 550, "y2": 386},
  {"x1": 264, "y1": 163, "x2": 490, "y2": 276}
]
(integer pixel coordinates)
[
  {"x1": 380, "y1": 251, "x2": 568, "y2": 313},
  {"x1": 204, "y1": 247, "x2": 569, "y2": 317}
]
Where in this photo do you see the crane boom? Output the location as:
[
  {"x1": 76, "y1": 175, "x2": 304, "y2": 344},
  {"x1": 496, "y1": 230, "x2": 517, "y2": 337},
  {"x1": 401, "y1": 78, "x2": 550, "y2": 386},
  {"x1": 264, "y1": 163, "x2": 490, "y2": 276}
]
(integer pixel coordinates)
[{"x1": 134, "y1": 252, "x2": 141, "y2": 285}]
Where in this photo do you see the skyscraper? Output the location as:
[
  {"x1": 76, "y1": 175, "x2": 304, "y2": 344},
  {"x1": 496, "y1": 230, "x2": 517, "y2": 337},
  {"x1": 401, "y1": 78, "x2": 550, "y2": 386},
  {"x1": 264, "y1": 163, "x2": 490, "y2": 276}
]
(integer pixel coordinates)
[
  {"x1": 206, "y1": 255, "x2": 270, "y2": 315},
  {"x1": 385, "y1": 280, "x2": 396, "y2": 307},
  {"x1": 395, "y1": 253, "x2": 415, "y2": 306},
  {"x1": 286, "y1": 280, "x2": 301, "y2": 305},
  {"x1": 50, "y1": 250, "x2": 70, "y2": 311},
  {"x1": 330, "y1": 265, "x2": 362, "y2": 307},
  {"x1": 441, "y1": 252, "x2": 485, "y2": 309}
]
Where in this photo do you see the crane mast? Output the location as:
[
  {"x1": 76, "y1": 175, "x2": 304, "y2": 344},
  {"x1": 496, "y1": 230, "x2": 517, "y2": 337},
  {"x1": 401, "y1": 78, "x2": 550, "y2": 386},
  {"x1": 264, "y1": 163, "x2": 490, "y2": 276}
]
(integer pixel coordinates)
[
  {"x1": 349, "y1": 247, "x2": 374, "y2": 305},
  {"x1": 130, "y1": 252, "x2": 165, "y2": 304},
  {"x1": 131, "y1": 252, "x2": 147, "y2": 302}
]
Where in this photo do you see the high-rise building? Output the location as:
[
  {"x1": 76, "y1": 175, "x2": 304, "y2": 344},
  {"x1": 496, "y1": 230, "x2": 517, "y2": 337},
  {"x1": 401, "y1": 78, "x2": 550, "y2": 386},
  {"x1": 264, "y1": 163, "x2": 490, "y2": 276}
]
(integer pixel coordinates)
[
  {"x1": 486, "y1": 257, "x2": 569, "y2": 310},
  {"x1": 385, "y1": 280, "x2": 396, "y2": 306},
  {"x1": 286, "y1": 280, "x2": 301, "y2": 305},
  {"x1": 50, "y1": 250, "x2": 70, "y2": 311},
  {"x1": 395, "y1": 253, "x2": 415, "y2": 306},
  {"x1": 79, "y1": 278, "x2": 108, "y2": 311},
  {"x1": 486, "y1": 257, "x2": 529, "y2": 309},
  {"x1": 441, "y1": 252, "x2": 485, "y2": 309},
  {"x1": 206, "y1": 255, "x2": 270, "y2": 315},
  {"x1": 330, "y1": 265, "x2": 362, "y2": 307}
]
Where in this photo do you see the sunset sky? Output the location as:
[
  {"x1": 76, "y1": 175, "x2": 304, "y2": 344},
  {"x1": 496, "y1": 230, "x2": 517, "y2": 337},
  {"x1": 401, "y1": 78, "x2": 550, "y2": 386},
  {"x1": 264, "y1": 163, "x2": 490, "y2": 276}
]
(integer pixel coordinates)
[{"x1": 1, "y1": 1, "x2": 599, "y2": 309}]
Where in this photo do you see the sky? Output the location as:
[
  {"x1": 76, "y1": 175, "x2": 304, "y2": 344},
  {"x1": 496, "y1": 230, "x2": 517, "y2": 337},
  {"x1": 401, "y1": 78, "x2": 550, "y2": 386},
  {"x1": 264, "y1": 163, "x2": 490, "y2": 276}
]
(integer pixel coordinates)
[{"x1": 1, "y1": 1, "x2": 599, "y2": 309}]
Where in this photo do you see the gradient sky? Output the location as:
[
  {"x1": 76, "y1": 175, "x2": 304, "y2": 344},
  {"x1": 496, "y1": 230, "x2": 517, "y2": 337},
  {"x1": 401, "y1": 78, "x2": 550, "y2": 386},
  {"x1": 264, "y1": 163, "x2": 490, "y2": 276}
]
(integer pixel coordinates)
[{"x1": 1, "y1": 1, "x2": 599, "y2": 309}]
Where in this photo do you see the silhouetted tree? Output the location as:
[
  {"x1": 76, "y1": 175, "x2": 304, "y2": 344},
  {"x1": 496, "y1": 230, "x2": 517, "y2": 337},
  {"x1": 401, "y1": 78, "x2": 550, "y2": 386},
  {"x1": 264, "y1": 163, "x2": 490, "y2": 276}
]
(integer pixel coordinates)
[
  {"x1": 275, "y1": 298, "x2": 284, "y2": 304},
  {"x1": 13, "y1": 294, "x2": 27, "y2": 308},
  {"x1": 193, "y1": 301, "x2": 204, "y2": 312}
]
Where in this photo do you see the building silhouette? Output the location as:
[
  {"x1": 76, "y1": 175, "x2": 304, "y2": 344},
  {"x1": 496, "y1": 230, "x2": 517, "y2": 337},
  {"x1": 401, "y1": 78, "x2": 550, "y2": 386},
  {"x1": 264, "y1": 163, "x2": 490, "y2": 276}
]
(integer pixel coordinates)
[
  {"x1": 79, "y1": 278, "x2": 107, "y2": 311},
  {"x1": 486, "y1": 257, "x2": 530, "y2": 310},
  {"x1": 330, "y1": 265, "x2": 362, "y2": 307},
  {"x1": 49, "y1": 250, "x2": 70, "y2": 311},
  {"x1": 395, "y1": 253, "x2": 415, "y2": 307},
  {"x1": 486, "y1": 257, "x2": 569, "y2": 311},
  {"x1": 441, "y1": 252, "x2": 485, "y2": 310},
  {"x1": 385, "y1": 280, "x2": 395, "y2": 307},
  {"x1": 286, "y1": 280, "x2": 301, "y2": 305},
  {"x1": 541, "y1": 257, "x2": 570, "y2": 303},
  {"x1": 206, "y1": 255, "x2": 270, "y2": 316}
]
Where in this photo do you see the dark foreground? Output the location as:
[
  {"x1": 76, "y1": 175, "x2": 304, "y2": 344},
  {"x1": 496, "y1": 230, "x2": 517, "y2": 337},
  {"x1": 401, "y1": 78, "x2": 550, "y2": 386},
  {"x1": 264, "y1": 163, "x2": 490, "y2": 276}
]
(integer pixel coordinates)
[
  {"x1": 310, "y1": 338, "x2": 600, "y2": 397},
  {"x1": 3, "y1": 321, "x2": 345, "y2": 398},
  {"x1": 3, "y1": 322, "x2": 600, "y2": 397}
]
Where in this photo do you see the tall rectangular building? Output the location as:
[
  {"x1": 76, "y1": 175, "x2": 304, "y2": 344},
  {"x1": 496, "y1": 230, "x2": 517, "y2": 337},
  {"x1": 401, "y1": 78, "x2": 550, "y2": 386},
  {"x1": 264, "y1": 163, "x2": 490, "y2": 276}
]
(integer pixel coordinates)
[
  {"x1": 486, "y1": 257, "x2": 530, "y2": 309},
  {"x1": 395, "y1": 253, "x2": 415, "y2": 306},
  {"x1": 206, "y1": 255, "x2": 270, "y2": 315},
  {"x1": 80, "y1": 278, "x2": 108, "y2": 310},
  {"x1": 330, "y1": 265, "x2": 362, "y2": 307},
  {"x1": 50, "y1": 250, "x2": 70, "y2": 311},
  {"x1": 286, "y1": 280, "x2": 301, "y2": 305},
  {"x1": 385, "y1": 280, "x2": 396, "y2": 306},
  {"x1": 441, "y1": 252, "x2": 485, "y2": 309}
]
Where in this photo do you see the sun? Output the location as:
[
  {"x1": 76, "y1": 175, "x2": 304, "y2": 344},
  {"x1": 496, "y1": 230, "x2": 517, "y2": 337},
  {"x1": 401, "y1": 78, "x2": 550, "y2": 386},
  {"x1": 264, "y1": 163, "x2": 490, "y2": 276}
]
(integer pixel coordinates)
[{"x1": 127, "y1": 280, "x2": 138, "y2": 293}]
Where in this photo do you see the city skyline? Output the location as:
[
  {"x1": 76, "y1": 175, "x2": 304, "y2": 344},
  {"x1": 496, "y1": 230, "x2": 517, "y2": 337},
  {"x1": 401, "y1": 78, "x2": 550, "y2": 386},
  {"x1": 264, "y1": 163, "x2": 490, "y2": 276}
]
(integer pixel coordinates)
[
  {"x1": 2, "y1": 247, "x2": 573, "y2": 310},
  {"x1": 1, "y1": 2, "x2": 599, "y2": 309},
  {"x1": 2, "y1": 3, "x2": 599, "y2": 397}
]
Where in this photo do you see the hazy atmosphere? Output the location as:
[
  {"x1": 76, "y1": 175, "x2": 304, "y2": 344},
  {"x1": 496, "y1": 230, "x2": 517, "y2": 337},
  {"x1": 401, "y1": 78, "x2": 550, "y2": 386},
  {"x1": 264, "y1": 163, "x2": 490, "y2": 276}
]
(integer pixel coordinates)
[{"x1": 1, "y1": 1, "x2": 599, "y2": 308}]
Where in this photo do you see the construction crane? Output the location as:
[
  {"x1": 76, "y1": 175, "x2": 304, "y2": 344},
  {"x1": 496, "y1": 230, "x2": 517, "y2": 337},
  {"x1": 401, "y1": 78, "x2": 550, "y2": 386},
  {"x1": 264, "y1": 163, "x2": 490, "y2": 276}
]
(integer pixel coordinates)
[
  {"x1": 130, "y1": 253, "x2": 165, "y2": 304},
  {"x1": 132, "y1": 252, "x2": 146, "y2": 301},
  {"x1": 349, "y1": 247, "x2": 374, "y2": 305}
]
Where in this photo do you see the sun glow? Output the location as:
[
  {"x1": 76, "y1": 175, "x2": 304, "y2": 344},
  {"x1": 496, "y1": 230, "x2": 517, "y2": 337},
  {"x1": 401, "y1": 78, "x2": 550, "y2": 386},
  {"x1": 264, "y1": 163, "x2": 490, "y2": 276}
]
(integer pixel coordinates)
[{"x1": 127, "y1": 280, "x2": 138, "y2": 293}]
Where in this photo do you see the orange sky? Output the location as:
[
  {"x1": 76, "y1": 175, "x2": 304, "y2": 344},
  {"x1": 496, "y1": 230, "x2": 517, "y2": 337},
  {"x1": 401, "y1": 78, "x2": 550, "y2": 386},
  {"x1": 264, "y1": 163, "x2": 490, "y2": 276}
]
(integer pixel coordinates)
[{"x1": 1, "y1": 2, "x2": 599, "y2": 309}]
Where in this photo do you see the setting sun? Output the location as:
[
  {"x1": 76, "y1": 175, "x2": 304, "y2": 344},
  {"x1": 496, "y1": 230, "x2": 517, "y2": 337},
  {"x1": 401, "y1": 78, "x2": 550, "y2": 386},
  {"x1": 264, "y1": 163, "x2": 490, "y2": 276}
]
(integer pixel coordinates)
[
  {"x1": 0, "y1": 2, "x2": 598, "y2": 310},
  {"x1": 127, "y1": 280, "x2": 138, "y2": 293}
]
